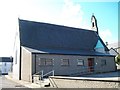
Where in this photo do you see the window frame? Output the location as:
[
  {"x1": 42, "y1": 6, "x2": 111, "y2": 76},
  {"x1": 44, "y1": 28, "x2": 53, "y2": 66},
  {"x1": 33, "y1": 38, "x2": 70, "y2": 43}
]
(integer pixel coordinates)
[
  {"x1": 45, "y1": 58, "x2": 54, "y2": 66},
  {"x1": 4, "y1": 62, "x2": 7, "y2": 66},
  {"x1": 101, "y1": 59, "x2": 106, "y2": 66},
  {"x1": 77, "y1": 59, "x2": 84, "y2": 66},
  {"x1": 61, "y1": 59, "x2": 70, "y2": 66},
  {"x1": 38, "y1": 58, "x2": 54, "y2": 66}
]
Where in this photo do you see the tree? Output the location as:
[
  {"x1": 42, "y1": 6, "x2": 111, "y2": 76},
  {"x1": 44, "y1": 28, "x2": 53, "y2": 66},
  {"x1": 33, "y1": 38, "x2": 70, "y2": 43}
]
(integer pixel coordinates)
[{"x1": 115, "y1": 54, "x2": 120, "y2": 65}]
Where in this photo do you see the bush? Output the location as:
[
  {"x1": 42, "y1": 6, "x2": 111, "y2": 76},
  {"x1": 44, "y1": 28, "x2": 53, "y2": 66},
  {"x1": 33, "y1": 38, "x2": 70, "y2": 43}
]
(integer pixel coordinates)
[{"x1": 115, "y1": 54, "x2": 120, "y2": 65}]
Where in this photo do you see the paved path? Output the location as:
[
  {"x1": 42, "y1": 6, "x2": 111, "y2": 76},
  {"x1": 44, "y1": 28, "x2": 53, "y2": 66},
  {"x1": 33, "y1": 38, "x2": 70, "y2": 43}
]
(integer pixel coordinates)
[
  {"x1": 4, "y1": 75, "x2": 42, "y2": 88},
  {"x1": 49, "y1": 71, "x2": 120, "y2": 88},
  {"x1": 0, "y1": 75, "x2": 26, "y2": 89}
]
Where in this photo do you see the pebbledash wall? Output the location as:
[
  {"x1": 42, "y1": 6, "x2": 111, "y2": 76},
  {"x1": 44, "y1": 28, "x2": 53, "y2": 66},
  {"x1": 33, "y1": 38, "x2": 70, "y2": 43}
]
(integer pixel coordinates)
[{"x1": 21, "y1": 47, "x2": 116, "y2": 82}]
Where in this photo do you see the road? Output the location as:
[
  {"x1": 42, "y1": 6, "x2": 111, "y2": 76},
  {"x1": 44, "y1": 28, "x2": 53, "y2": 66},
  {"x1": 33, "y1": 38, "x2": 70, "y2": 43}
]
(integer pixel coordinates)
[{"x1": 0, "y1": 75, "x2": 27, "y2": 89}]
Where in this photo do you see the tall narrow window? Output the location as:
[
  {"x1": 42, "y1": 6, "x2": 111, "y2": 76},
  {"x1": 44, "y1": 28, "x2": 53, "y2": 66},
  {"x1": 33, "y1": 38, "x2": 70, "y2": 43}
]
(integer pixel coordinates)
[
  {"x1": 4, "y1": 62, "x2": 7, "y2": 66},
  {"x1": 61, "y1": 59, "x2": 69, "y2": 66},
  {"x1": 92, "y1": 22, "x2": 94, "y2": 27},
  {"x1": 15, "y1": 50, "x2": 17, "y2": 64},
  {"x1": 4, "y1": 68, "x2": 6, "y2": 73}
]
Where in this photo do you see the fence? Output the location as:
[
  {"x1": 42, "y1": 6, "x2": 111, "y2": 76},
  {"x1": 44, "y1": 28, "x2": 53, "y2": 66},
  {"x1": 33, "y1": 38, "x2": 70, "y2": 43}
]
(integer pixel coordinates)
[{"x1": 32, "y1": 70, "x2": 54, "y2": 84}]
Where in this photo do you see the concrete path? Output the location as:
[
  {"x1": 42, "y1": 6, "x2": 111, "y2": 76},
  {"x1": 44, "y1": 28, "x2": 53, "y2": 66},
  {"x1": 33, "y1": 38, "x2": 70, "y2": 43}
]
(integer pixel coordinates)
[
  {"x1": 0, "y1": 75, "x2": 26, "y2": 89},
  {"x1": 2, "y1": 71, "x2": 120, "y2": 88},
  {"x1": 82, "y1": 70, "x2": 120, "y2": 81},
  {"x1": 4, "y1": 75, "x2": 42, "y2": 88},
  {"x1": 51, "y1": 71, "x2": 120, "y2": 82},
  {"x1": 49, "y1": 71, "x2": 120, "y2": 88}
]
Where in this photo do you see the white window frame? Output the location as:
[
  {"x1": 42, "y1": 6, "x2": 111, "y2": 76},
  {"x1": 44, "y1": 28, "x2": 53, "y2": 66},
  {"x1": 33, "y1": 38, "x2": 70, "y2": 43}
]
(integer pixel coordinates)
[
  {"x1": 39, "y1": 58, "x2": 54, "y2": 66},
  {"x1": 61, "y1": 59, "x2": 69, "y2": 66},
  {"x1": 39, "y1": 58, "x2": 46, "y2": 66},
  {"x1": 77, "y1": 59, "x2": 84, "y2": 66},
  {"x1": 45, "y1": 59, "x2": 54, "y2": 66}
]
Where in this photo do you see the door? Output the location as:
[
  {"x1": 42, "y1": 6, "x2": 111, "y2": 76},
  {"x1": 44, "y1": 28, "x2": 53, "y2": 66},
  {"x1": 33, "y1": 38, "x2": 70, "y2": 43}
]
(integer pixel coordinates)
[{"x1": 88, "y1": 58, "x2": 94, "y2": 72}]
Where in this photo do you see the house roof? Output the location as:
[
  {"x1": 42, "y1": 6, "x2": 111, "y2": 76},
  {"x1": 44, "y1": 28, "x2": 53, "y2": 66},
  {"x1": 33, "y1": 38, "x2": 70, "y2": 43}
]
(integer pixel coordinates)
[
  {"x1": 19, "y1": 19, "x2": 99, "y2": 51},
  {"x1": 23, "y1": 46, "x2": 114, "y2": 57},
  {"x1": 108, "y1": 41, "x2": 120, "y2": 49},
  {"x1": 0, "y1": 57, "x2": 13, "y2": 62}
]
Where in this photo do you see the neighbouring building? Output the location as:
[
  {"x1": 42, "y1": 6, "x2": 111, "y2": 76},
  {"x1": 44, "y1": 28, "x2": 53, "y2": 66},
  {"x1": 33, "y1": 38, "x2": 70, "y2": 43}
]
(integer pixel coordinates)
[
  {"x1": 0, "y1": 57, "x2": 13, "y2": 75},
  {"x1": 12, "y1": 15, "x2": 116, "y2": 82},
  {"x1": 107, "y1": 42, "x2": 120, "y2": 55}
]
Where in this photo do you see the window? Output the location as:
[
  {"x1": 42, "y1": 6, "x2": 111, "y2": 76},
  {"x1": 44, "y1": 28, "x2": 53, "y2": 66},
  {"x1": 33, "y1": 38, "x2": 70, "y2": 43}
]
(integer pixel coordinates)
[
  {"x1": 39, "y1": 58, "x2": 53, "y2": 66},
  {"x1": 39, "y1": 58, "x2": 46, "y2": 66},
  {"x1": 101, "y1": 59, "x2": 106, "y2": 66},
  {"x1": 46, "y1": 59, "x2": 53, "y2": 66},
  {"x1": 4, "y1": 62, "x2": 6, "y2": 66},
  {"x1": 15, "y1": 50, "x2": 17, "y2": 64},
  {"x1": 61, "y1": 59, "x2": 69, "y2": 66},
  {"x1": 77, "y1": 59, "x2": 84, "y2": 66},
  {"x1": 92, "y1": 22, "x2": 94, "y2": 27},
  {"x1": 4, "y1": 68, "x2": 6, "y2": 73}
]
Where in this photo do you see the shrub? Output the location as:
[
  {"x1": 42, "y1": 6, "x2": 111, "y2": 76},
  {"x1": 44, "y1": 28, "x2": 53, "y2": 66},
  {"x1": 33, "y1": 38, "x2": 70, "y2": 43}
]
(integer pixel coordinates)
[{"x1": 115, "y1": 54, "x2": 120, "y2": 65}]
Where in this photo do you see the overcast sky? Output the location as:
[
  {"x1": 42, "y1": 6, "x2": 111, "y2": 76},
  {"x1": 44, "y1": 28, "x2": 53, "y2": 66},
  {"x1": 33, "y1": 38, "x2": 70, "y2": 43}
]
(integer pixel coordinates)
[{"x1": 0, "y1": 0, "x2": 119, "y2": 57}]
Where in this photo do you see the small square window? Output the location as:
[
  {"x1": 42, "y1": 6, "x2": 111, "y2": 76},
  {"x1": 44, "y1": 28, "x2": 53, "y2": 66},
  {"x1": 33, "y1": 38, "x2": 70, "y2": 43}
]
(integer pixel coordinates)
[
  {"x1": 39, "y1": 58, "x2": 46, "y2": 66},
  {"x1": 46, "y1": 59, "x2": 53, "y2": 66},
  {"x1": 61, "y1": 59, "x2": 69, "y2": 66},
  {"x1": 101, "y1": 59, "x2": 106, "y2": 66},
  {"x1": 39, "y1": 58, "x2": 53, "y2": 66},
  {"x1": 77, "y1": 59, "x2": 84, "y2": 66}
]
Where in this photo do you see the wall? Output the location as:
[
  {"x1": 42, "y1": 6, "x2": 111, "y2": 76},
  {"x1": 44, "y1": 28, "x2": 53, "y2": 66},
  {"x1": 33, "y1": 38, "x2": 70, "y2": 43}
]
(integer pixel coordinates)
[
  {"x1": 12, "y1": 24, "x2": 21, "y2": 80},
  {"x1": 94, "y1": 56, "x2": 116, "y2": 73},
  {"x1": 34, "y1": 54, "x2": 116, "y2": 76},
  {"x1": 21, "y1": 47, "x2": 32, "y2": 82},
  {"x1": 19, "y1": 52, "x2": 116, "y2": 82},
  {"x1": 0, "y1": 62, "x2": 12, "y2": 74}
]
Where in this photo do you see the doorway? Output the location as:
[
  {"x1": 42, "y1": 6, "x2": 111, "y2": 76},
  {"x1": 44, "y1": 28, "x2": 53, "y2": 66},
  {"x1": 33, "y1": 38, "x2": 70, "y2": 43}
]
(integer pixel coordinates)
[{"x1": 88, "y1": 58, "x2": 94, "y2": 72}]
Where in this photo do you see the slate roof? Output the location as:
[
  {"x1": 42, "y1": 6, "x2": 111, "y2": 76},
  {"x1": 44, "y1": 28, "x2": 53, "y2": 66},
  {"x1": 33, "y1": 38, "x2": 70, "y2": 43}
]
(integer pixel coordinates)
[
  {"x1": 19, "y1": 19, "x2": 98, "y2": 50},
  {"x1": 19, "y1": 19, "x2": 109, "y2": 56},
  {"x1": 23, "y1": 46, "x2": 114, "y2": 56},
  {"x1": 0, "y1": 57, "x2": 13, "y2": 62}
]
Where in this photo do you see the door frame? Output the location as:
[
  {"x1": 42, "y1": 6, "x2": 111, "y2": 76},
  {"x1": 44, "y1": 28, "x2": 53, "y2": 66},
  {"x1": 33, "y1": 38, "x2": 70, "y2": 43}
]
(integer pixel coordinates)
[{"x1": 88, "y1": 58, "x2": 94, "y2": 72}]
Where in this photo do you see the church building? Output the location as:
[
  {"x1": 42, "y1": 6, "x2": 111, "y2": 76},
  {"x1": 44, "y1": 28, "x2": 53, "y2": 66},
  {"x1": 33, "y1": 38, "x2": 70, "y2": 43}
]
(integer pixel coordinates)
[{"x1": 12, "y1": 15, "x2": 116, "y2": 82}]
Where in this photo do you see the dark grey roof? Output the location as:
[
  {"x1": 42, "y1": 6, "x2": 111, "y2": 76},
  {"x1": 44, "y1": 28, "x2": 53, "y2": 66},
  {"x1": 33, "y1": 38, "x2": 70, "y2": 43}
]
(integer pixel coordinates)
[
  {"x1": 0, "y1": 57, "x2": 13, "y2": 62},
  {"x1": 23, "y1": 46, "x2": 114, "y2": 56},
  {"x1": 19, "y1": 19, "x2": 99, "y2": 51}
]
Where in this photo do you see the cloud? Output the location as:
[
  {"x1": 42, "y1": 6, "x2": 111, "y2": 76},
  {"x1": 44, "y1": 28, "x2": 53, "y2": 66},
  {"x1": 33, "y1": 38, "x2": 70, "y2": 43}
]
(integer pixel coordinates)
[
  {"x1": 18, "y1": 0, "x2": 91, "y2": 29},
  {"x1": 0, "y1": 0, "x2": 18, "y2": 56},
  {"x1": 99, "y1": 29, "x2": 114, "y2": 43},
  {"x1": 57, "y1": 0, "x2": 84, "y2": 28},
  {"x1": 0, "y1": 0, "x2": 94, "y2": 56}
]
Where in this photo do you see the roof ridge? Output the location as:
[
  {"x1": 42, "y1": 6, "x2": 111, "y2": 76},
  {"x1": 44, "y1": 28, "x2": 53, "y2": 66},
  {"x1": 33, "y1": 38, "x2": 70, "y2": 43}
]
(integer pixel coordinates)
[{"x1": 19, "y1": 19, "x2": 95, "y2": 32}]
